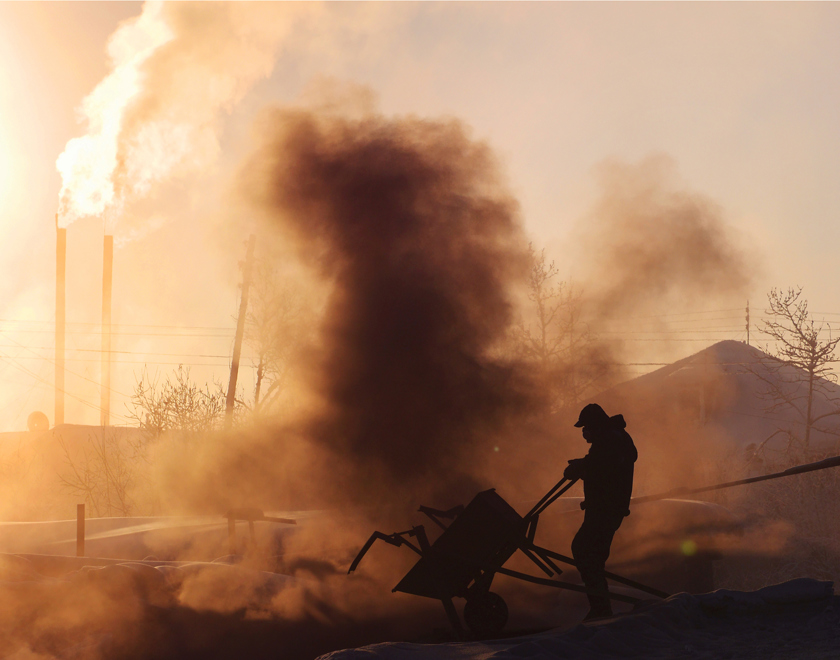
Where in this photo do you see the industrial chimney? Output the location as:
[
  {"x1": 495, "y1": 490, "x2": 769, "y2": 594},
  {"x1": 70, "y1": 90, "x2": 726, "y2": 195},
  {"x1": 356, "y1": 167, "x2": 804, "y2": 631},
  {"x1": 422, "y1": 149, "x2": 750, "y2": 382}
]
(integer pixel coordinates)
[
  {"x1": 100, "y1": 235, "x2": 113, "y2": 426},
  {"x1": 55, "y1": 217, "x2": 65, "y2": 427}
]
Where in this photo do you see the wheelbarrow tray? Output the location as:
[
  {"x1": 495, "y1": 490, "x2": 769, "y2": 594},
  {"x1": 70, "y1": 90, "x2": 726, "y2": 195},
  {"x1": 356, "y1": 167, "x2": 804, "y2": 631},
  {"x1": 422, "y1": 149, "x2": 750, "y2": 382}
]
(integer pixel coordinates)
[{"x1": 394, "y1": 489, "x2": 525, "y2": 600}]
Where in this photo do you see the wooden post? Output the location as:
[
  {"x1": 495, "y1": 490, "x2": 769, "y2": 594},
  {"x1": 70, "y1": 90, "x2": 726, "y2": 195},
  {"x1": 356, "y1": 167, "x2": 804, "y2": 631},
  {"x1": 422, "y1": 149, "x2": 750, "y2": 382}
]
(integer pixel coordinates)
[
  {"x1": 745, "y1": 300, "x2": 750, "y2": 346},
  {"x1": 228, "y1": 515, "x2": 237, "y2": 556},
  {"x1": 76, "y1": 503, "x2": 85, "y2": 557},
  {"x1": 225, "y1": 234, "x2": 256, "y2": 428},
  {"x1": 56, "y1": 221, "x2": 66, "y2": 426},
  {"x1": 100, "y1": 235, "x2": 113, "y2": 426}
]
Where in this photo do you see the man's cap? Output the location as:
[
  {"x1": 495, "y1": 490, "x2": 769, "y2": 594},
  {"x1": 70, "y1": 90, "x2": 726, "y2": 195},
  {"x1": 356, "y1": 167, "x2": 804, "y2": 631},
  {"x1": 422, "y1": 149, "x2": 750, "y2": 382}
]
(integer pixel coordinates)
[{"x1": 574, "y1": 403, "x2": 610, "y2": 428}]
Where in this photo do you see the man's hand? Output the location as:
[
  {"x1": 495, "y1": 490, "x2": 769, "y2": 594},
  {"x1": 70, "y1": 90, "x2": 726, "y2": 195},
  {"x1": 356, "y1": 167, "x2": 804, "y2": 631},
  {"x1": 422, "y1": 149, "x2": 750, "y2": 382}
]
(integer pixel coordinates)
[{"x1": 564, "y1": 458, "x2": 586, "y2": 481}]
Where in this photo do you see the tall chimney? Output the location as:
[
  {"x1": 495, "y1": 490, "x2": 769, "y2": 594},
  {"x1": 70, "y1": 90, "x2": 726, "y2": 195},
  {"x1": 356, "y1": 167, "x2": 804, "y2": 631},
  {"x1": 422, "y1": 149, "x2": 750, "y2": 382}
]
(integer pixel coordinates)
[
  {"x1": 55, "y1": 219, "x2": 66, "y2": 426},
  {"x1": 100, "y1": 235, "x2": 113, "y2": 426}
]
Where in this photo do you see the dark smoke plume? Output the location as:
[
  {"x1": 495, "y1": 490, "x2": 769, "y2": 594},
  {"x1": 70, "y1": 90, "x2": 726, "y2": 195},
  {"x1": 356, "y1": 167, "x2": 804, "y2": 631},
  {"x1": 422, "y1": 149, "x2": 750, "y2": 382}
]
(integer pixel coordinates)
[{"x1": 245, "y1": 102, "x2": 537, "y2": 507}]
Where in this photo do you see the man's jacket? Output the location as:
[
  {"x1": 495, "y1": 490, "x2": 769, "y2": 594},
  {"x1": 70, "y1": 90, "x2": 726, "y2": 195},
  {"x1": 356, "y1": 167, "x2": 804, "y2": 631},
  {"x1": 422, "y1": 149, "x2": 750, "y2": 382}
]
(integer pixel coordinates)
[{"x1": 576, "y1": 414, "x2": 637, "y2": 517}]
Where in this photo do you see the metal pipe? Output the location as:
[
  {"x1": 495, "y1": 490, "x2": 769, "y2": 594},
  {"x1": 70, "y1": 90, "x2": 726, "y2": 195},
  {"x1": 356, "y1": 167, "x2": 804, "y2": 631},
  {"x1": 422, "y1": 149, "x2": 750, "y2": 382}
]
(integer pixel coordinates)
[
  {"x1": 632, "y1": 454, "x2": 840, "y2": 504},
  {"x1": 533, "y1": 546, "x2": 671, "y2": 599},
  {"x1": 100, "y1": 235, "x2": 113, "y2": 426},
  {"x1": 495, "y1": 567, "x2": 642, "y2": 604}
]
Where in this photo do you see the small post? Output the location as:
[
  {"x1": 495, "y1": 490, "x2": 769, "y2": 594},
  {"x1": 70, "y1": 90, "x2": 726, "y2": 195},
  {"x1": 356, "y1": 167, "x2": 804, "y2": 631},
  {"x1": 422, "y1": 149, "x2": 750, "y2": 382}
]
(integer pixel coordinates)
[
  {"x1": 228, "y1": 515, "x2": 237, "y2": 556},
  {"x1": 248, "y1": 519, "x2": 256, "y2": 546},
  {"x1": 76, "y1": 503, "x2": 85, "y2": 557},
  {"x1": 746, "y1": 300, "x2": 750, "y2": 346}
]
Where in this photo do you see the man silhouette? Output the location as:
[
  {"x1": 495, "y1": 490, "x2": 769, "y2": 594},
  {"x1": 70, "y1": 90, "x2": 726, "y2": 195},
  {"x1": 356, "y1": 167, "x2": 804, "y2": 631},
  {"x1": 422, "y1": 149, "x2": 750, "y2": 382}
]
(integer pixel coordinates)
[{"x1": 564, "y1": 403, "x2": 637, "y2": 620}]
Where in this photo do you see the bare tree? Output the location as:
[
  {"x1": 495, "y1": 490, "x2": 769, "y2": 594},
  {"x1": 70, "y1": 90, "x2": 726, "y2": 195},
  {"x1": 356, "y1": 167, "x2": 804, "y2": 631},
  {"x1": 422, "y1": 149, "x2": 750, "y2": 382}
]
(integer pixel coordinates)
[
  {"x1": 245, "y1": 258, "x2": 315, "y2": 416},
  {"x1": 513, "y1": 245, "x2": 609, "y2": 412},
  {"x1": 59, "y1": 365, "x2": 228, "y2": 518},
  {"x1": 749, "y1": 287, "x2": 840, "y2": 460},
  {"x1": 127, "y1": 365, "x2": 228, "y2": 439},
  {"x1": 57, "y1": 430, "x2": 141, "y2": 517}
]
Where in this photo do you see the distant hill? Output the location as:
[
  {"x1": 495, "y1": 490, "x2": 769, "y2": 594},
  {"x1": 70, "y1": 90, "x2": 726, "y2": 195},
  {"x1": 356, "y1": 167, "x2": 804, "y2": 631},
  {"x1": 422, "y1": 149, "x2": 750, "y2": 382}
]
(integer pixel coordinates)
[{"x1": 577, "y1": 340, "x2": 840, "y2": 493}]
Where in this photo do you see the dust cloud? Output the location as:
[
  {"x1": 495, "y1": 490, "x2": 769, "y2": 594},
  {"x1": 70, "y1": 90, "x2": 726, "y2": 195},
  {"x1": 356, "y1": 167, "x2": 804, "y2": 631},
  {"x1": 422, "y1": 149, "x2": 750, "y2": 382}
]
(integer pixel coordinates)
[
  {"x1": 14, "y1": 9, "x2": 796, "y2": 650},
  {"x1": 550, "y1": 155, "x2": 758, "y2": 497},
  {"x1": 573, "y1": 154, "x2": 753, "y2": 321},
  {"x1": 2, "y1": 1, "x2": 822, "y2": 657},
  {"x1": 2, "y1": 99, "x2": 801, "y2": 658}
]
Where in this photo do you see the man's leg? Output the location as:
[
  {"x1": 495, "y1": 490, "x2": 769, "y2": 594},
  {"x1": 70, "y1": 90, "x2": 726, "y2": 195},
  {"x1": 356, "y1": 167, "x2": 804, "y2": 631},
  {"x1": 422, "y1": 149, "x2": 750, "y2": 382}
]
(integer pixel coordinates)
[{"x1": 571, "y1": 513, "x2": 623, "y2": 618}]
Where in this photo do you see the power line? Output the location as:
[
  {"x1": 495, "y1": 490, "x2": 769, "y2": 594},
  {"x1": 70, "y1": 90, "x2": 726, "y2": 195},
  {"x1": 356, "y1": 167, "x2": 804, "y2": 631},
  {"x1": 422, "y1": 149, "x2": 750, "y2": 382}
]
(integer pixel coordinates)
[
  {"x1": 601, "y1": 307, "x2": 745, "y2": 319},
  {"x1": 0, "y1": 329, "x2": 235, "y2": 337},
  {"x1": 0, "y1": 351, "x2": 131, "y2": 423},
  {"x1": 610, "y1": 338, "x2": 744, "y2": 342},
  {"x1": 599, "y1": 328, "x2": 747, "y2": 334},
  {"x1": 0, "y1": 345, "x2": 234, "y2": 359},
  {"x1": 0, "y1": 319, "x2": 235, "y2": 330},
  {"x1": 2, "y1": 356, "x2": 233, "y2": 366},
  {"x1": 1, "y1": 335, "x2": 134, "y2": 400}
]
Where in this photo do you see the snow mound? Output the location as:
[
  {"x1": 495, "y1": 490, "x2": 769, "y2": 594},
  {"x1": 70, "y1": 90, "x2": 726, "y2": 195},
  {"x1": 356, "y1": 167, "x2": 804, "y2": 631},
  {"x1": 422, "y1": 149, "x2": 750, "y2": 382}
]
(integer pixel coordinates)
[{"x1": 318, "y1": 579, "x2": 836, "y2": 660}]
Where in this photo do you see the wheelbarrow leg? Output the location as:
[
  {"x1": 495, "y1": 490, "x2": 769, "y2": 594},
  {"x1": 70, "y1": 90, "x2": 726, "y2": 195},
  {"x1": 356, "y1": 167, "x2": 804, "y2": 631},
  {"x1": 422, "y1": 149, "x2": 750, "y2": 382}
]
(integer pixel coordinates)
[
  {"x1": 441, "y1": 597, "x2": 465, "y2": 640},
  {"x1": 348, "y1": 531, "x2": 419, "y2": 573},
  {"x1": 410, "y1": 526, "x2": 466, "y2": 639}
]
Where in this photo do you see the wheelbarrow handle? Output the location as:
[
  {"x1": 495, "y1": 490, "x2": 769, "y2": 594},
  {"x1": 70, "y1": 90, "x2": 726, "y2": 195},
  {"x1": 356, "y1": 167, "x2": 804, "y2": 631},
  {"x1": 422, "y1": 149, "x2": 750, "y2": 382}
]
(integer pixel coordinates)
[
  {"x1": 525, "y1": 477, "x2": 578, "y2": 519},
  {"x1": 348, "y1": 531, "x2": 403, "y2": 573},
  {"x1": 530, "y1": 479, "x2": 578, "y2": 518},
  {"x1": 347, "y1": 528, "x2": 424, "y2": 574},
  {"x1": 525, "y1": 477, "x2": 568, "y2": 518}
]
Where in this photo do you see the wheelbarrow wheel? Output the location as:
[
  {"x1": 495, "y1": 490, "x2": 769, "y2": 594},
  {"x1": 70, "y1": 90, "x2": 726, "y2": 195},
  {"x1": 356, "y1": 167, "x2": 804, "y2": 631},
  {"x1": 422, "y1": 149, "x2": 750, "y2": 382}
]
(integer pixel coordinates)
[{"x1": 463, "y1": 591, "x2": 508, "y2": 637}]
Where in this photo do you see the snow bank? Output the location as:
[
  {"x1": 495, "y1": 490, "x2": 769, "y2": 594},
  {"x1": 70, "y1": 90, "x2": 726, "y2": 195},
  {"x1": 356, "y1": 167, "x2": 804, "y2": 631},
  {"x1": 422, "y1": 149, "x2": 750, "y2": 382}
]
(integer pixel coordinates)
[
  {"x1": 0, "y1": 513, "x2": 303, "y2": 560},
  {"x1": 318, "y1": 579, "x2": 836, "y2": 660}
]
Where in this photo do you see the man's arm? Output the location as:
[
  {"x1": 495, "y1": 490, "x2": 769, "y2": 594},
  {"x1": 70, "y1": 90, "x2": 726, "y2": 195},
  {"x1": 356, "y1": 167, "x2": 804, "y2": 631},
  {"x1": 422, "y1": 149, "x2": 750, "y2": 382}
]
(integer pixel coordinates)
[{"x1": 564, "y1": 457, "x2": 587, "y2": 481}]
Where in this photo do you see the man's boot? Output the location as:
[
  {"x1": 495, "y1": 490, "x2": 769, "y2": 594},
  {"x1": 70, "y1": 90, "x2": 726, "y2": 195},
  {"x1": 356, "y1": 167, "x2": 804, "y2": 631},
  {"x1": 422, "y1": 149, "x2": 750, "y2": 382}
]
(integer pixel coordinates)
[{"x1": 583, "y1": 584, "x2": 613, "y2": 621}]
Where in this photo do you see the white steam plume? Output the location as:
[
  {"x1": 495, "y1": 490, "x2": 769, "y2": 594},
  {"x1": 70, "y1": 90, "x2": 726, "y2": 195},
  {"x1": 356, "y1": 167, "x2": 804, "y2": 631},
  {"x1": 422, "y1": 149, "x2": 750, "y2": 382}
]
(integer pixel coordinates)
[
  {"x1": 56, "y1": 1, "x2": 173, "y2": 225},
  {"x1": 55, "y1": 1, "x2": 323, "y2": 229}
]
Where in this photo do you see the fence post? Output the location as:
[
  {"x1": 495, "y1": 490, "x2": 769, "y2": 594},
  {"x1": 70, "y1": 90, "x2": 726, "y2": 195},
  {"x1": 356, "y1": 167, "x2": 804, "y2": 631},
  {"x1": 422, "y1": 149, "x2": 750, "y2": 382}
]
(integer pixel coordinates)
[
  {"x1": 76, "y1": 503, "x2": 85, "y2": 557},
  {"x1": 228, "y1": 515, "x2": 237, "y2": 556}
]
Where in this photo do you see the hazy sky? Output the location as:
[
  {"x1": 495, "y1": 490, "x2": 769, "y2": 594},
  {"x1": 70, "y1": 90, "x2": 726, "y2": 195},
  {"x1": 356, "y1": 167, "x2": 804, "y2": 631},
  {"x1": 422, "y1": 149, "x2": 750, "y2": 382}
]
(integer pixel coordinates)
[{"x1": 1, "y1": 2, "x2": 840, "y2": 431}]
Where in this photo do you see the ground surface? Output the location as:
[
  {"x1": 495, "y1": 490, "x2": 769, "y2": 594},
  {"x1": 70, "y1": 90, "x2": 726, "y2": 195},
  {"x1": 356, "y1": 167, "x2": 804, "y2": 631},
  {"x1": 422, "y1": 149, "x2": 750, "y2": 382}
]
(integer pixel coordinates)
[
  {"x1": 2, "y1": 550, "x2": 837, "y2": 660},
  {"x1": 319, "y1": 579, "x2": 839, "y2": 660}
]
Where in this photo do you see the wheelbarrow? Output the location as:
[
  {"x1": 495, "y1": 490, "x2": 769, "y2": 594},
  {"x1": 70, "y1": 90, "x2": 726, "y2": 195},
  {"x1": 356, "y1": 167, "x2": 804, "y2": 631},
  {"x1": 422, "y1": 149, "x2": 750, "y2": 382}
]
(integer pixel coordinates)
[{"x1": 348, "y1": 478, "x2": 669, "y2": 637}]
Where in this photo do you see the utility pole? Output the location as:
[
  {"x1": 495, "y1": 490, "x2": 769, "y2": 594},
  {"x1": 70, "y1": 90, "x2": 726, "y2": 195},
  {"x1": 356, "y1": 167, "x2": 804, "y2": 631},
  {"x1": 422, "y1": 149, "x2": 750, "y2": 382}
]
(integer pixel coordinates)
[
  {"x1": 745, "y1": 300, "x2": 750, "y2": 346},
  {"x1": 225, "y1": 235, "x2": 256, "y2": 428}
]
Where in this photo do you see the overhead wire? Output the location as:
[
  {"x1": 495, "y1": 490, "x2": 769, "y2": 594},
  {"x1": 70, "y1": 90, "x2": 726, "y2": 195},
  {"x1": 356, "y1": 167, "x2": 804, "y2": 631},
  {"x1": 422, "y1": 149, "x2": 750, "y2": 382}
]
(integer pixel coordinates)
[
  {"x1": 1, "y1": 334, "x2": 134, "y2": 400},
  {"x1": 0, "y1": 350, "x2": 131, "y2": 424},
  {"x1": 1, "y1": 304, "x2": 837, "y2": 426},
  {"x1": 0, "y1": 345, "x2": 234, "y2": 359}
]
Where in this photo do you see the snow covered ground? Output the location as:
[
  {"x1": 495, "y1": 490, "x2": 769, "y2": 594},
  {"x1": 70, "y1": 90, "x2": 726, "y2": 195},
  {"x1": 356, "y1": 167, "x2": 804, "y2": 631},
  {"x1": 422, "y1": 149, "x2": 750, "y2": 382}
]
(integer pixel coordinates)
[
  {"x1": 0, "y1": 512, "x2": 306, "y2": 560},
  {"x1": 319, "y1": 579, "x2": 838, "y2": 660},
  {"x1": 1, "y1": 528, "x2": 837, "y2": 659},
  {"x1": 0, "y1": 495, "x2": 834, "y2": 660}
]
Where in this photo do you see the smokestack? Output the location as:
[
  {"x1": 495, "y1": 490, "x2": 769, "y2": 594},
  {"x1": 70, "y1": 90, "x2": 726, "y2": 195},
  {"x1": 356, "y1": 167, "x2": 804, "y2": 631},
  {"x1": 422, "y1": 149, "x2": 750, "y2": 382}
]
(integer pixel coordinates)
[
  {"x1": 55, "y1": 219, "x2": 65, "y2": 427},
  {"x1": 100, "y1": 235, "x2": 113, "y2": 426}
]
